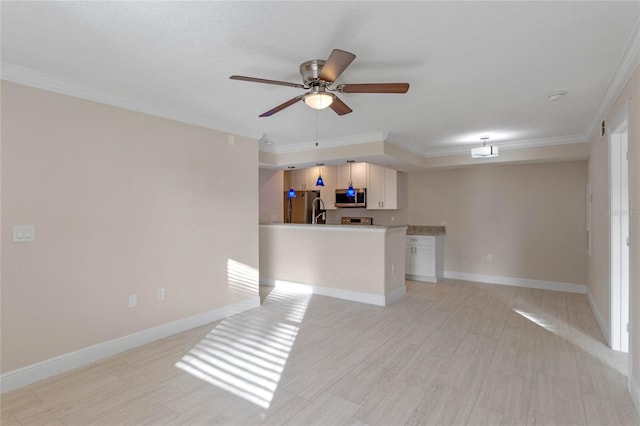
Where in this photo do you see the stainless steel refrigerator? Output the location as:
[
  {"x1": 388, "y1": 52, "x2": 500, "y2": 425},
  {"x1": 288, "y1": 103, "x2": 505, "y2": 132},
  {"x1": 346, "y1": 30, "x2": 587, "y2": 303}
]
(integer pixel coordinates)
[{"x1": 283, "y1": 190, "x2": 320, "y2": 223}]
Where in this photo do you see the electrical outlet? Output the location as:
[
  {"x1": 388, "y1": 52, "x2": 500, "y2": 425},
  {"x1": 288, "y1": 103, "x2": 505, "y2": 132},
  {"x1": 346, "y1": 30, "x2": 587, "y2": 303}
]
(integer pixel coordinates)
[
  {"x1": 391, "y1": 264, "x2": 397, "y2": 274},
  {"x1": 487, "y1": 254, "x2": 493, "y2": 262},
  {"x1": 128, "y1": 294, "x2": 137, "y2": 308},
  {"x1": 157, "y1": 288, "x2": 165, "y2": 301}
]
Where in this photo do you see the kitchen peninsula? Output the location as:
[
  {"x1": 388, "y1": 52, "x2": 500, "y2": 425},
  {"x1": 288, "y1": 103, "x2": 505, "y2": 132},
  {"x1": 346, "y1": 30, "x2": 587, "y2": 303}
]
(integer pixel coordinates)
[{"x1": 259, "y1": 223, "x2": 408, "y2": 306}]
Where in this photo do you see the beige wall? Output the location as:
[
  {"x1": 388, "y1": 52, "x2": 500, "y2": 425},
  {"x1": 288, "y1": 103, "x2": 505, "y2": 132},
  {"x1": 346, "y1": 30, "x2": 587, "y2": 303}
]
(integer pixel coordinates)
[
  {"x1": 259, "y1": 168, "x2": 284, "y2": 224},
  {"x1": 1, "y1": 82, "x2": 259, "y2": 373},
  {"x1": 408, "y1": 161, "x2": 588, "y2": 285},
  {"x1": 259, "y1": 224, "x2": 406, "y2": 299},
  {"x1": 588, "y1": 63, "x2": 640, "y2": 404}
]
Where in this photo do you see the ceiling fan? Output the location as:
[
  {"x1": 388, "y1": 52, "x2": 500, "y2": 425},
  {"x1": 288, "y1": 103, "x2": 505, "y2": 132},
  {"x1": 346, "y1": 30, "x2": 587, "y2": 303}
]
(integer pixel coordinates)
[{"x1": 230, "y1": 49, "x2": 409, "y2": 117}]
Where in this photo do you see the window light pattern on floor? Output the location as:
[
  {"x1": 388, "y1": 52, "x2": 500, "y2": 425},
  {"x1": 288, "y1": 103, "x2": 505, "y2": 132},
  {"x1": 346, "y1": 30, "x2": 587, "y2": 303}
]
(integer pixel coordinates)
[
  {"x1": 513, "y1": 308, "x2": 628, "y2": 375},
  {"x1": 176, "y1": 287, "x2": 310, "y2": 409}
]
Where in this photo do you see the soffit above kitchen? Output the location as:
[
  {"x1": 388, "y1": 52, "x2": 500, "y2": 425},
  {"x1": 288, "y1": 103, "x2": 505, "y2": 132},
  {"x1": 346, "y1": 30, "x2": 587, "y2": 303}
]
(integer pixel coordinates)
[{"x1": 2, "y1": 1, "x2": 639, "y2": 159}]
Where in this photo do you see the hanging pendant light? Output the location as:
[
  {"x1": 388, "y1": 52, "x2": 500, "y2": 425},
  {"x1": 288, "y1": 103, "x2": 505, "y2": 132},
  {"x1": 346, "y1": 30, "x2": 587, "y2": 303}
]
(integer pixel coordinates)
[
  {"x1": 346, "y1": 160, "x2": 355, "y2": 197},
  {"x1": 287, "y1": 166, "x2": 296, "y2": 197},
  {"x1": 315, "y1": 163, "x2": 325, "y2": 187}
]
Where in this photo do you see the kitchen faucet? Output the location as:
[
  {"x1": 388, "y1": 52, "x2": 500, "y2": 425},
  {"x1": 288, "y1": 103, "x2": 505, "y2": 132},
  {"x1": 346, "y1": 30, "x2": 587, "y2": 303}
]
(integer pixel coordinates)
[{"x1": 312, "y1": 197, "x2": 326, "y2": 225}]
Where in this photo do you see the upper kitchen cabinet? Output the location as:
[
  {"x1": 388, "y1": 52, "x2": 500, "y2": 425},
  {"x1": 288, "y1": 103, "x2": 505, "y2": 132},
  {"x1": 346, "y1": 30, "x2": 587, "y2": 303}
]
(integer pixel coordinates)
[
  {"x1": 319, "y1": 165, "x2": 337, "y2": 210},
  {"x1": 283, "y1": 162, "x2": 404, "y2": 210},
  {"x1": 305, "y1": 166, "x2": 321, "y2": 190},
  {"x1": 283, "y1": 167, "x2": 336, "y2": 209},
  {"x1": 367, "y1": 164, "x2": 399, "y2": 210},
  {"x1": 284, "y1": 168, "x2": 308, "y2": 191},
  {"x1": 336, "y1": 162, "x2": 367, "y2": 189}
]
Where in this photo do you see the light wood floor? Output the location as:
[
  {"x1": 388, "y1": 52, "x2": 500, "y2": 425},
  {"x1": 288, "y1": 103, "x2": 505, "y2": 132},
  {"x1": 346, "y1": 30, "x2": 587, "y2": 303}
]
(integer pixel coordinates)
[{"x1": 2, "y1": 280, "x2": 639, "y2": 425}]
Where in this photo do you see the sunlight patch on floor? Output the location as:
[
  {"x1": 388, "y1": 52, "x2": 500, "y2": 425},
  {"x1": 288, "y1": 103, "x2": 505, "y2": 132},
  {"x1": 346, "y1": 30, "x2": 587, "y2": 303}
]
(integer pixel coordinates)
[
  {"x1": 513, "y1": 308, "x2": 628, "y2": 375},
  {"x1": 176, "y1": 285, "x2": 310, "y2": 409}
]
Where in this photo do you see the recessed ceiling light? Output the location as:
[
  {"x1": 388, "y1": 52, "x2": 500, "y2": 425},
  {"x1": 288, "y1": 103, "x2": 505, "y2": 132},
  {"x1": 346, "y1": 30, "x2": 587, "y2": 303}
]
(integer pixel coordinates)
[{"x1": 546, "y1": 91, "x2": 567, "y2": 102}]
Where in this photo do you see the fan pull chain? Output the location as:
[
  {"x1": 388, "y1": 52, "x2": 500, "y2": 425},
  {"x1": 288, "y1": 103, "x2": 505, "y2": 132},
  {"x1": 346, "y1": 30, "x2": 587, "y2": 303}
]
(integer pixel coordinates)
[{"x1": 315, "y1": 111, "x2": 319, "y2": 147}]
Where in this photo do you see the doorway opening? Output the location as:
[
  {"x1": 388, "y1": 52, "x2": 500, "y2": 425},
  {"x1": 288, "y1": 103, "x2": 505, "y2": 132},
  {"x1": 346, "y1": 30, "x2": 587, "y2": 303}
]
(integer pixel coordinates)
[{"x1": 609, "y1": 102, "x2": 630, "y2": 353}]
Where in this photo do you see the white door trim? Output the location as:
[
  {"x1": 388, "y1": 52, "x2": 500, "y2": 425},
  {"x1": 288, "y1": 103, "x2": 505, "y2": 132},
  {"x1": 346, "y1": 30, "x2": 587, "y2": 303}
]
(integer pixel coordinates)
[{"x1": 608, "y1": 101, "x2": 630, "y2": 353}]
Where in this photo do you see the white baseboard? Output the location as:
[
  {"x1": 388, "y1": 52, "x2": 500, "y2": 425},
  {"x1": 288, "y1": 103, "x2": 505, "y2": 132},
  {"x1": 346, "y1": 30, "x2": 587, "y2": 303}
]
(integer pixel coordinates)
[
  {"x1": 260, "y1": 277, "x2": 404, "y2": 307},
  {"x1": 631, "y1": 375, "x2": 640, "y2": 421},
  {"x1": 0, "y1": 297, "x2": 260, "y2": 394},
  {"x1": 444, "y1": 271, "x2": 587, "y2": 294},
  {"x1": 385, "y1": 285, "x2": 407, "y2": 304},
  {"x1": 406, "y1": 274, "x2": 438, "y2": 283},
  {"x1": 587, "y1": 288, "x2": 611, "y2": 346}
]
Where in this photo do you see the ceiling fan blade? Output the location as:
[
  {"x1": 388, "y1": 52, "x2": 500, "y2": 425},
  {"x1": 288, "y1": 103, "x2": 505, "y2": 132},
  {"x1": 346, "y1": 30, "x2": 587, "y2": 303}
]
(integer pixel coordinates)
[
  {"x1": 329, "y1": 95, "x2": 352, "y2": 116},
  {"x1": 230, "y1": 75, "x2": 306, "y2": 89},
  {"x1": 259, "y1": 95, "x2": 305, "y2": 117},
  {"x1": 338, "y1": 83, "x2": 410, "y2": 93},
  {"x1": 318, "y1": 49, "x2": 356, "y2": 82}
]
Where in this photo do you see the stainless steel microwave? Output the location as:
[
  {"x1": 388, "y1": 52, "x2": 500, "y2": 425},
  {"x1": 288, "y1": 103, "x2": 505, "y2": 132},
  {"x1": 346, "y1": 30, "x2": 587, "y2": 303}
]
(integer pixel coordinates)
[{"x1": 335, "y1": 188, "x2": 366, "y2": 208}]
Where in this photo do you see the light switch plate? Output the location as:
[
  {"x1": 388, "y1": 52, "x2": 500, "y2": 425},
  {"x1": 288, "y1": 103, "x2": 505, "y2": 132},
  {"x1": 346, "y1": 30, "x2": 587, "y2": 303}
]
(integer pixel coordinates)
[{"x1": 13, "y1": 225, "x2": 35, "y2": 242}]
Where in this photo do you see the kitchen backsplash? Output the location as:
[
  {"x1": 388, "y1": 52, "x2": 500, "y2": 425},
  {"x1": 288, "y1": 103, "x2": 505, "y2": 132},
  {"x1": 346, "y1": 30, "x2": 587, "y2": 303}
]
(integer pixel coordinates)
[{"x1": 326, "y1": 208, "x2": 408, "y2": 226}]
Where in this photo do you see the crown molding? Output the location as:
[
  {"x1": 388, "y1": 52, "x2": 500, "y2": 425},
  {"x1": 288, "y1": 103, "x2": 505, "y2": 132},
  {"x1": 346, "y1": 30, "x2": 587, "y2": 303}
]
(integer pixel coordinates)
[
  {"x1": 384, "y1": 134, "x2": 427, "y2": 157},
  {"x1": 423, "y1": 133, "x2": 589, "y2": 157},
  {"x1": 585, "y1": 16, "x2": 640, "y2": 140},
  {"x1": 260, "y1": 131, "x2": 387, "y2": 154},
  {"x1": 0, "y1": 63, "x2": 263, "y2": 141}
]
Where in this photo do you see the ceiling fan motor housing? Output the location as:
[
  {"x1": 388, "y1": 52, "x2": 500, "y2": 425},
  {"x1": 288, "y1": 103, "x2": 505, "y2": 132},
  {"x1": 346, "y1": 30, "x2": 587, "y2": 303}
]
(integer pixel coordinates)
[{"x1": 300, "y1": 60, "x2": 327, "y2": 85}]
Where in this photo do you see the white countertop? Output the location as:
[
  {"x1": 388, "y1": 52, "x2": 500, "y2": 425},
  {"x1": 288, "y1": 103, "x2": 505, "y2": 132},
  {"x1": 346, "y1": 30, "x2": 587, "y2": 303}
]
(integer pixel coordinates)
[{"x1": 259, "y1": 223, "x2": 408, "y2": 233}]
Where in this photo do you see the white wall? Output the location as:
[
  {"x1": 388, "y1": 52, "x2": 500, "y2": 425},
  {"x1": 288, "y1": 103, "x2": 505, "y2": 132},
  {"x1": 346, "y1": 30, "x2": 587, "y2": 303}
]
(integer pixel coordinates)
[{"x1": 1, "y1": 81, "x2": 259, "y2": 373}]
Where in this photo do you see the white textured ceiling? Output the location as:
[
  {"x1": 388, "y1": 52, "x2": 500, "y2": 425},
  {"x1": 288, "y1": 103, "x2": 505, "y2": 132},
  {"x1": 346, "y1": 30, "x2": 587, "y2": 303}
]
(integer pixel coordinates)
[{"x1": 2, "y1": 1, "x2": 639, "y2": 156}]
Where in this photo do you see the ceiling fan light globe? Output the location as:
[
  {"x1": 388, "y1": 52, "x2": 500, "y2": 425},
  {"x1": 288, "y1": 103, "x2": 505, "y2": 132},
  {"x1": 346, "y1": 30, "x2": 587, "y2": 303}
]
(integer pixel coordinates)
[{"x1": 304, "y1": 92, "x2": 334, "y2": 110}]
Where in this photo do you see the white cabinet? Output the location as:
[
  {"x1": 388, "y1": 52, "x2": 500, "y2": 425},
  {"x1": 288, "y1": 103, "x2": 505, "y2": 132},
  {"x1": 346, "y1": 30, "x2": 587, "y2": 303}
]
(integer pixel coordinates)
[
  {"x1": 319, "y1": 166, "x2": 337, "y2": 210},
  {"x1": 284, "y1": 167, "x2": 337, "y2": 210},
  {"x1": 367, "y1": 164, "x2": 398, "y2": 210},
  {"x1": 284, "y1": 169, "x2": 308, "y2": 191},
  {"x1": 284, "y1": 162, "x2": 404, "y2": 211},
  {"x1": 306, "y1": 166, "x2": 320, "y2": 190},
  {"x1": 406, "y1": 235, "x2": 444, "y2": 283},
  {"x1": 336, "y1": 162, "x2": 367, "y2": 189}
]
